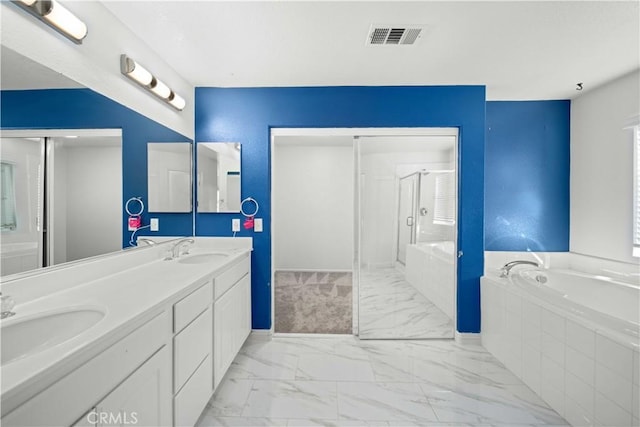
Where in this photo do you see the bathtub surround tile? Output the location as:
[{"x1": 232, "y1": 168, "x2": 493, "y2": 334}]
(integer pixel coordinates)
[
  {"x1": 564, "y1": 371, "x2": 594, "y2": 418},
  {"x1": 634, "y1": 350, "x2": 639, "y2": 386},
  {"x1": 274, "y1": 271, "x2": 352, "y2": 334},
  {"x1": 595, "y1": 333, "x2": 633, "y2": 378},
  {"x1": 337, "y1": 382, "x2": 438, "y2": 422},
  {"x1": 565, "y1": 346, "x2": 595, "y2": 387},
  {"x1": 541, "y1": 332, "x2": 565, "y2": 366},
  {"x1": 595, "y1": 362, "x2": 633, "y2": 413},
  {"x1": 541, "y1": 309, "x2": 565, "y2": 341},
  {"x1": 563, "y1": 395, "x2": 595, "y2": 427},
  {"x1": 565, "y1": 320, "x2": 595, "y2": 356},
  {"x1": 594, "y1": 390, "x2": 633, "y2": 427},
  {"x1": 633, "y1": 381, "x2": 639, "y2": 420},
  {"x1": 242, "y1": 380, "x2": 338, "y2": 419},
  {"x1": 540, "y1": 356, "x2": 565, "y2": 416}
]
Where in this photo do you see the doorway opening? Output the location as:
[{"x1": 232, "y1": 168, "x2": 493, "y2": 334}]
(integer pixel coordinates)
[{"x1": 271, "y1": 128, "x2": 458, "y2": 338}]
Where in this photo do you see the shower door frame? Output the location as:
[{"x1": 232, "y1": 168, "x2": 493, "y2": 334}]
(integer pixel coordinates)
[
  {"x1": 396, "y1": 171, "x2": 421, "y2": 265},
  {"x1": 270, "y1": 127, "x2": 459, "y2": 337}
]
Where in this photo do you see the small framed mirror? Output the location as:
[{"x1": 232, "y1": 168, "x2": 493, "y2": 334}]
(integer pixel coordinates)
[
  {"x1": 147, "y1": 142, "x2": 192, "y2": 212},
  {"x1": 197, "y1": 142, "x2": 241, "y2": 213}
]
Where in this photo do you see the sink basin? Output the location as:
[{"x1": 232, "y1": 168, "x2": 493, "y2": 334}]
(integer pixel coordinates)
[
  {"x1": 1, "y1": 308, "x2": 105, "y2": 365},
  {"x1": 178, "y1": 253, "x2": 228, "y2": 265}
]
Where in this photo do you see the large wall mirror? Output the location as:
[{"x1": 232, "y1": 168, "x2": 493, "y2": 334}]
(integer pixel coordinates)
[
  {"x1": 197, "y1": 142, "x2": 241, "y2": 213},
  {"x1": 147, "y1": 142, "x2": 192, "y2": 212}
]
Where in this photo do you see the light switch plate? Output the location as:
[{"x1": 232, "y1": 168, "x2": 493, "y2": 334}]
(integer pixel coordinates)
[
  {"x1": 254, "y1": 218, "x2": 263, "y2": 232},
  {"x1": 232, "y1": 218, "x2": 241, "y2": 232},
  {"x1": 150, "y1": 218, "x2": 159, "y2": 232}
]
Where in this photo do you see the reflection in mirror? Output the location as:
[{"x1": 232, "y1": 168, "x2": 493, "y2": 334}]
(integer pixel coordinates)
[
  {"x1": 147, "y1": 143, "x2": 192, "y2": 213},
  {"x1": 197, "y1": 143, "x2": 241, "y2": 213},
  {"x1": 0, "y1": 132, "x2": 123, "y2": 277}
]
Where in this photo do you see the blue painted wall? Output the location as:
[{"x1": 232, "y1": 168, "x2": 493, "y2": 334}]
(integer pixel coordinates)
[
  {"x1": 485, "y1": 101, "x2": 570, "y2": 251},
  {"x1": 195, "y1": 86, "x2": 486, "y2": 333},
  {"x1": 1, "y1": 89, "x2": 193, "y2": 245}
]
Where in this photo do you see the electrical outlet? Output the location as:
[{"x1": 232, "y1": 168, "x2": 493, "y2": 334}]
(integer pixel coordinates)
[
  {"x1": 232, "y1": 218, "x2": 241, "y2": 232},
  {"x1": 254, "y1": 218, "x2": 263, "y2": 232},
  {"x1": 150, "y1": 218, "x2": 159, "y2": 232}
]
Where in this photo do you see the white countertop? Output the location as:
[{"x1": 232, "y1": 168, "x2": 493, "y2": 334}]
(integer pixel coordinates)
[{"x1": 0, "y1": 238, "x2": 252, "y2": 415}]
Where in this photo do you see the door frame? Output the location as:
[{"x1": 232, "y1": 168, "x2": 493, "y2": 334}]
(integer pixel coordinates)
[{"x1": 270, "y1": 127, "x2": 459, "y2": 336}]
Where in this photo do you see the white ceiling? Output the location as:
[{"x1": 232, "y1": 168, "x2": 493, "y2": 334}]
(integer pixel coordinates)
[{"x1": 103, "y1": 1, "x2": 639, "y2": 100}]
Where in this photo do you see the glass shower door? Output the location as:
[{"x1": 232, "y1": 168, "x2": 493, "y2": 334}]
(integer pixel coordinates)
[{"x1": 396, "y1": 173, "x2": 418, "y2": 265}]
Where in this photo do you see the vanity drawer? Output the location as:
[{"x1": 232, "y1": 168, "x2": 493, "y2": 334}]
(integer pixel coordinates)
[
  {"x1": 174, "y1": 355, "x2": 212, "y2": 427},
  {"x1": 174, "y1": 306, "x2": 212, "y2": 393},
  {"x1": 214, "y1": 256, "x2": 250, "y2": 300},
  {"x1": 173, "y1": 281, "x2": 213, "y2": 333}
]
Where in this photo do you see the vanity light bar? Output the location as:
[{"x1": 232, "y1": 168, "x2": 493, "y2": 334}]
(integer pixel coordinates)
[
  {"x1": 13, "y1": 0, "x2": 88, "y2": 44},
  {"x1": 120, "y1": 54, "x2": 186, "y2": 111}
]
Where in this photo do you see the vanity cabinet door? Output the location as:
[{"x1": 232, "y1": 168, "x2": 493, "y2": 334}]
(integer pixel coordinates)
[
  {"x1": 96, "y1": 346, "x2": 172, "y2": 427},
  {"x1": 214, "y1": 285, "x2": 237, "y2": 389}
]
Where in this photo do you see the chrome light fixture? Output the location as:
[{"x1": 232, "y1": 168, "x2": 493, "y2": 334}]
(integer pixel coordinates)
[
  {"x1": 12, "y1": 0, "x2": 88, "y2": 44},
  {"x1": 120, "y1": 54, "x2": 186, "y2": 111}
]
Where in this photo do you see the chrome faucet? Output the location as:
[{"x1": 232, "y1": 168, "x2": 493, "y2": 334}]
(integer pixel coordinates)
[
  {"x1": 1, "y1": 292, "x2": 16, "y2": 319},
  {"x1": 170, "y1": 238, "x2": 195, "y2": 259},
  {"x1": 500, "y1": 260, "x2": 539, "y2": 277},
  {"x1": 137, "y1": 237, "x2": 156, "y2": 246}
]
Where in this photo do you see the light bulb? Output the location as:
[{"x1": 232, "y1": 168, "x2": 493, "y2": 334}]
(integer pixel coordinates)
[
  {"x1": 168, "y1": 92, "x2": 186, "y2": 110},
  {"x1": 150, "y1": 78, "x2": 171, "y2": 99},
  {"x1": 42, "y1": 1, "x2": 88, "y2": 41},
  {"x1": 128, "y1": 61, "x2": 153, "y2": 86},
  {"x1": 18, "y1": 0, "x2": 37, "y2": 6}
]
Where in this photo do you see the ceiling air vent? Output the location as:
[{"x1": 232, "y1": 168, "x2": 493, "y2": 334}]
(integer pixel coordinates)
[{"x1": 367, "y1": 25, "x2": 423, "y2": 46}]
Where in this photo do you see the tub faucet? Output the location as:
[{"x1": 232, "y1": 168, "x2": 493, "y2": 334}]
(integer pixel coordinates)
[
  {"x1": 500, "y1": 260, "x2": 539, "y2": 277},
  {"x1": 171, "y1": 238, "x2": 195, "y2": 259},
  {"x1": 1, "y1": 292, "x2": 16, "y2": 319}
]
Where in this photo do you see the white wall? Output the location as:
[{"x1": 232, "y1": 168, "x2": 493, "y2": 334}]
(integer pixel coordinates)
[
  {"x1": 273, "y1": 144, "x2": 353, "y2": 271},
  {"x1": 63, "y1": 144, "x2": 122, "y2": 262},
  {"x1": 570, "y1": 70, "x2": 640, "y2": 264},
  {"x1": 148, "y1": 144, "x2": 191, "y2": 212},
  {"x1": 1, "y1": 2, "x2": 194, "y2": 138}
]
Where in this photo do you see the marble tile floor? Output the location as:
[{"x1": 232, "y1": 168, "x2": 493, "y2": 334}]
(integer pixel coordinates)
[
  {"x1": 195, "y1": 334, "x2": 569, "y2": 427},
  {"x1": 359, "y1": 268, "x2": 454, "y2": 339}
]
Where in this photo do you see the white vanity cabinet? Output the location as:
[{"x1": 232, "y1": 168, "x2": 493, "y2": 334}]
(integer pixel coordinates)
[
  {"x1": 94, "y1": 346, "x2": 172, "y2": 427},
  {"x1": 3, "y1": 311, "x2": 172, "y2": 427},
  {"x1": 213, "y1": 256, "x2": 251, "y2": 389},
  {"x1": 171, "y1": 281, "x2": 214, "y2": 427}
]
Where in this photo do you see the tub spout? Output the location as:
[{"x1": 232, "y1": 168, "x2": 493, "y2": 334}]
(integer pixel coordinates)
[{"x1": 500, "y1": 260, "x2": 539, "y2": 277}]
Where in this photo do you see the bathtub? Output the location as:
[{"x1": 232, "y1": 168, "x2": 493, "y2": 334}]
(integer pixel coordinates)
[
  {"x1": 481, "y1": 263, "x2": 640, "y2": 427},
  {"x1": 405, "y1": 241, "x2": 455, "y2": 319},
  {"x1": 512, "y1": 268, "x2": 639, "y2": 339}
]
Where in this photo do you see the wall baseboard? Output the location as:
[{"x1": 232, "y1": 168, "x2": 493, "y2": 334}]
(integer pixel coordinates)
[
  {"x1": 251, "y1": 329, "x2": 272, "y2": 336},
  {"x1": 455, "y1": 331, "x2": 481, "y2": 345}
]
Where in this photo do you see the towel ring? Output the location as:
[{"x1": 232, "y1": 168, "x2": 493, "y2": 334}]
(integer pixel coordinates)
[
  {"x1": 125, "y1": 197, "x2": 144, "y2": 216},
  {"x1": 240, "y1": 197, "x2": 259, "y2": 217}
]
